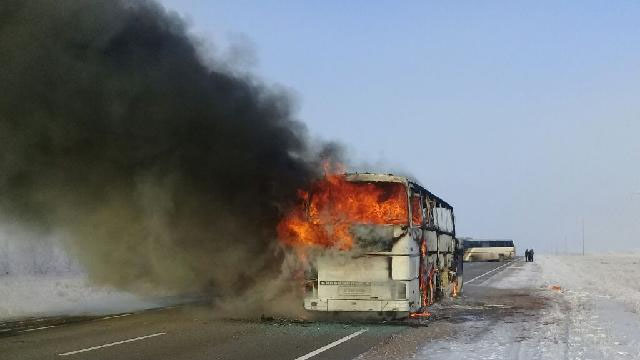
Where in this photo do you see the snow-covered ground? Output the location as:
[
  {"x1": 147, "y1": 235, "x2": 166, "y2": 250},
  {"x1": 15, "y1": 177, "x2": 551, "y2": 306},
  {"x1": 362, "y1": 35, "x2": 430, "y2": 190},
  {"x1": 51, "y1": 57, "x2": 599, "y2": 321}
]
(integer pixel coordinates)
[
  {"x1": 0, "y1": 230, "x2": 171, "y2": 321},
  {"x1": 0, "y1": 274, "x2": 168, "y2": 321},
  {"x1": 416, "y1": 254, "x2": 640, "y2": 360},
  {"x1": 536, "y1": 254, "x2": 640, "y2": 315}
]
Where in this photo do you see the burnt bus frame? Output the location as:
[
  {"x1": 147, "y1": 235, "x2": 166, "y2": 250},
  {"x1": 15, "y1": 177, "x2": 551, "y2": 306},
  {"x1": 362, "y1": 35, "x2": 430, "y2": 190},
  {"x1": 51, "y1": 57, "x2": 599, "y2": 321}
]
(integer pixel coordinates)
[
  {"x1": 408, "y1": 181, "x2": 456, "y2": 237},
  {"x1": 408, "y1": 180, "x2": 462, "y2": 304}
]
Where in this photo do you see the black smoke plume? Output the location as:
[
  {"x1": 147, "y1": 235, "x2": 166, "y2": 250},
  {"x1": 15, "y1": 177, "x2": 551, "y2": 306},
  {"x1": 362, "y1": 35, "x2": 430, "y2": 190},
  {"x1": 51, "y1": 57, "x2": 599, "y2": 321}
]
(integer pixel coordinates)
[{"x1": 0, "y1": 0, "x2": 334, "y2": 300}]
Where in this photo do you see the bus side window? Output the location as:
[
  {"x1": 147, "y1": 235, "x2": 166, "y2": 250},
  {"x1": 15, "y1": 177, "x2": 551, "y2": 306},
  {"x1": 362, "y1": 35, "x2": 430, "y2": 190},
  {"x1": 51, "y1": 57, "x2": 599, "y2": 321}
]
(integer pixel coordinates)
[
  {"x1": 423, "y1": 196, "x2": 433, "y2": 226},
  {"x1": 411, "y1": 194, "x2": 423, "y2": 226}
]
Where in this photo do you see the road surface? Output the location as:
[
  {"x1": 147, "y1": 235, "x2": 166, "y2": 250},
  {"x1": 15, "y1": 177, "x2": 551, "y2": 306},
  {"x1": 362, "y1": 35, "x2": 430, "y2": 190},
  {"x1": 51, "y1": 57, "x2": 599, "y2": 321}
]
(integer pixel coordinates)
[{"x1": 0, "y1": 260, "x2": 520, "y2": 360}]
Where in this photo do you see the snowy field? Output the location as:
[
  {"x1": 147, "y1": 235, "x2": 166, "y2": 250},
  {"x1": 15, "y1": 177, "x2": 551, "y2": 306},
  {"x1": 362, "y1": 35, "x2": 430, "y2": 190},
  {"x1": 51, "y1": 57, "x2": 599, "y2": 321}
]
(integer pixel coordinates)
[
  {"x1": 0, "y1": 231, "x2": 172, "y2": 321},
  {"x1": 0, "y1": 274, "x2": 168, "y2": 320},
  {"x1": 416, "y1": 254, "x2": 640, "y2": 360}
]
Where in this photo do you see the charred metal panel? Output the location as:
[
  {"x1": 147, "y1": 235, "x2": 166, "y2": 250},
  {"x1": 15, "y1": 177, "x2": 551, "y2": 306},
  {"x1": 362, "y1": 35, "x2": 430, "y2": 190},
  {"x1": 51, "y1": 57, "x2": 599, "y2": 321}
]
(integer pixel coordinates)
[
  {"x1": 427, "y1": 253, "x2": 438, "y2": 267},
  {"x1": 391, "y1": 255, "x2": 419, "y2": 280},
  {"x1": 345, "y1": 173, "x2": 409, "y2": 185},
  {"x1": 433, "y1": 207, "x2": 455, "y2": 233},
  {"x1": 404, "y1": 278, "x2": 421, "y2": 309},
  {"x1": 390, "y1": 232, "x2": 420, "y2": 255},
  {"x1": 425, "y1": 231, "x2": 438, "y2": 254},
  {"x1": 438, "y1": 234, "x2": 453, "y2": 253},
  {"x1": 437, "y1": 253, "x2": 445, "y2": 268},
  {"x1": 351, "y1": 224, "x2": 396, "y2": 251},
  {"x1": 444, "y1": 253, "x2": 453, "y2": 268}
]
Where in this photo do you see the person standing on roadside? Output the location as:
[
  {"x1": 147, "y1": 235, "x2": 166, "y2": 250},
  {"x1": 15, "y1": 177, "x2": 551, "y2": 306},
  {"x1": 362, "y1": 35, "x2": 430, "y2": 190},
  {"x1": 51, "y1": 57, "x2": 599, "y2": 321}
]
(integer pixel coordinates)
[
  {"x1": 524, "y1": 249, "x2": 530, "y2": 262},
  {"x1": 530, "y1": 248, "x2": 534, "y2": 262}
]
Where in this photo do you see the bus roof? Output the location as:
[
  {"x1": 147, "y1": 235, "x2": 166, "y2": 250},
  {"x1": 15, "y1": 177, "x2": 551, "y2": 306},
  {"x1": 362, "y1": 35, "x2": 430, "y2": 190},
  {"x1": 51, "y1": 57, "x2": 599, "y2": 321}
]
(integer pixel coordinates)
[
  {"x1": 345, "y1": 172, "x2": 454, "y2": 211},
  {"x1": 464, "y1": 240, "x2": 515, "y2": 248}
]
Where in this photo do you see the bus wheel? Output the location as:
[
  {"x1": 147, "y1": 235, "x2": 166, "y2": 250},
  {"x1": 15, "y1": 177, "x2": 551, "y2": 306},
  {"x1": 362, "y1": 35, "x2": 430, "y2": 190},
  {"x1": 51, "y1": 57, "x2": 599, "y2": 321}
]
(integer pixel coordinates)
[{"x1": 498, "y1": 254, "x2": 505, "y2": 262}]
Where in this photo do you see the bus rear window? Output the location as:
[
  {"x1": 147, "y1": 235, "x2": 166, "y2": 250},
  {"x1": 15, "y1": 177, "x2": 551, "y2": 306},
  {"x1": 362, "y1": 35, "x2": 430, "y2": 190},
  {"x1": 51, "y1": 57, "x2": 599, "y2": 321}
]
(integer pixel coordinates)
[{"x1": 309, "y1": 180, "x2": 409, "y2": 225}]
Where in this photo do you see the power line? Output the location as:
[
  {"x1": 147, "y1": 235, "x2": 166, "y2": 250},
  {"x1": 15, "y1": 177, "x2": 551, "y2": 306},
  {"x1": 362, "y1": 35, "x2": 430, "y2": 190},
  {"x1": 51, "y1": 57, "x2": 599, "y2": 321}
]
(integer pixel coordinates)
[{"x1": 582, "y1": 218, "x2": 585, "y2": 256}]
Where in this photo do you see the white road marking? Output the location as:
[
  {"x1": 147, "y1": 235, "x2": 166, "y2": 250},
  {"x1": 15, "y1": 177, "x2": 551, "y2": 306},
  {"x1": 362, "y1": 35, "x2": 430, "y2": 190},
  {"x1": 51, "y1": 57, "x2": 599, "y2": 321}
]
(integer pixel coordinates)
[
  {"x1": 21, "y1": 325, "x2": 56, "y2": 332},
  {"x1": 100, "y1": 313, "x2": 132, "y2": 320},
  {"x1": 57, "y1": 332, "x2": 166, "y2": 356},
  {"x1": 293, "y1": 329, "x2": 368, "y2": 360},
  {"x1": 465, "y1": 261, "x2": 515, "y2": 284}
]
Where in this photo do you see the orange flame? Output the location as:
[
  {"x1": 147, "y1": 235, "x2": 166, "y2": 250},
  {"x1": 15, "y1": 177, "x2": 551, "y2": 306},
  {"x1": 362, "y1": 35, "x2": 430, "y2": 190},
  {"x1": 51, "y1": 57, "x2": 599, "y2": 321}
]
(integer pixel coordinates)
[
  {"x1": 409, "y1": 311, "x2": 432, "y2": 318},
  {"x1": 277, "y1": 168, "x2": 408, "y2": 250}
]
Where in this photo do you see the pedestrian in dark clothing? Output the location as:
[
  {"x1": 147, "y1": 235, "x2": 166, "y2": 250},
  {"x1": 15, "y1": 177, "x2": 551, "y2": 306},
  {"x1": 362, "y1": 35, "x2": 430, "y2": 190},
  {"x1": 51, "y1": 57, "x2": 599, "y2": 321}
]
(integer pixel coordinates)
[
  {"x1": 530, "y1": 249, "x2": 534, "y2": 262},
  {"x1": 524, "y1": 249, "x2": 530, "y2": 262}
]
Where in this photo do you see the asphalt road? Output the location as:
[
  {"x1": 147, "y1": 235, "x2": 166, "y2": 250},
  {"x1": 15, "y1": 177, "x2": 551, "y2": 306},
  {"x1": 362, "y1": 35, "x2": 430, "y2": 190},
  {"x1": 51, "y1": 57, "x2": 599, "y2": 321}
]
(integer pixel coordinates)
[
  {"x1": 463, "y1": 258, "x2": 519, "y2": 285},
  {"x1": 0, "y1": 260, "x2": 518, "y2": 360}
]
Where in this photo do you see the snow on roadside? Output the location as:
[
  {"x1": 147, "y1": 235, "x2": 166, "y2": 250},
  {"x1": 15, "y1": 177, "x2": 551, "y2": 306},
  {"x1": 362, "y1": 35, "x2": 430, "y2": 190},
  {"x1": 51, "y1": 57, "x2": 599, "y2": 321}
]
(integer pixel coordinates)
[
  {"x1": 0, "y1": 274, "x2": 166, "y2": 321},
  {"x1": 415, "y1": 255, "x2": 640, "y2": 360},
  {"x1": 534, "y1": 254, "x2": 640, "y2": 359},
  {"x1": 536, "y1": 254, "x2": 640, "y2": 315},
  {"x1": 416, "y1": 261, "x2": 567, "y2": 360},
  {"x1": 0, "y1": 230, "x2": 174, "y2": 321}
]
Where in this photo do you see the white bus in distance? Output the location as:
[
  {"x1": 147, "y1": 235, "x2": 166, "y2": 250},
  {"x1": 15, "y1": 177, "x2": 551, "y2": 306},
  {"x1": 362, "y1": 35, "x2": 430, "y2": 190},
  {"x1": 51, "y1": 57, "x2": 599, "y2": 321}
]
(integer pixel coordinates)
[{"x1": 463, "y1": 240, "x2": 515, "y2": 262}]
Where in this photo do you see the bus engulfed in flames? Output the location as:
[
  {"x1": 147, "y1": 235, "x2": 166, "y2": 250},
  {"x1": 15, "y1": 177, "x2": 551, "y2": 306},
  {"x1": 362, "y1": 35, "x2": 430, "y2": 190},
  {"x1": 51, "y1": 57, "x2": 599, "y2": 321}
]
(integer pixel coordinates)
[
  {"x1": 277, "y1": 170, "x2": 463, "y2": 318},
  {"x1": 277, "y1": 173, "x2": 408, "y2": 250}
]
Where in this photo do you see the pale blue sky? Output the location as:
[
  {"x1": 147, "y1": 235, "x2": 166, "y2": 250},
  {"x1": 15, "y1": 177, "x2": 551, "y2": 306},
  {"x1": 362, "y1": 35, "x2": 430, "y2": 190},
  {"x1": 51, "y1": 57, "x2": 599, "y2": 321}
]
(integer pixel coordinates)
[{"x1": 160, "y1": 0, "x2": 640, "y2": 253}]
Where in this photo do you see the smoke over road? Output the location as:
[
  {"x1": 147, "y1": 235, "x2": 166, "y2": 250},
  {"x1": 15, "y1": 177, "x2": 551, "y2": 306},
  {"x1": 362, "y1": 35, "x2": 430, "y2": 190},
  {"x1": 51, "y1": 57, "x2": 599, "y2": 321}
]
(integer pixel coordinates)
[{"x1": 0, "y1": 0, "x2": 336, "y2": 304}]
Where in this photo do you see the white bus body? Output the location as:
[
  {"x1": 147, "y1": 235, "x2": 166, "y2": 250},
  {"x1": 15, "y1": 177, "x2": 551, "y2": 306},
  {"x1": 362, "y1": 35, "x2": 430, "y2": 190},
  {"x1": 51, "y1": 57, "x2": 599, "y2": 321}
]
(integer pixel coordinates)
[
  {"x1": 303, "y1": 173, "x2": 462, "y2": 315},
  {"x1": 463, "y1": 240, "x2": 515, "y2": 262}
]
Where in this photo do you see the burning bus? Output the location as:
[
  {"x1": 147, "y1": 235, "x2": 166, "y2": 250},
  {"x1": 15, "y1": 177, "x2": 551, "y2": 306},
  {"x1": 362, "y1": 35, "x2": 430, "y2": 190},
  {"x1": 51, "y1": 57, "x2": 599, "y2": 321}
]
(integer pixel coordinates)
[{"x1": 278, "y1": 172, "x2": 463, "y2": 317}]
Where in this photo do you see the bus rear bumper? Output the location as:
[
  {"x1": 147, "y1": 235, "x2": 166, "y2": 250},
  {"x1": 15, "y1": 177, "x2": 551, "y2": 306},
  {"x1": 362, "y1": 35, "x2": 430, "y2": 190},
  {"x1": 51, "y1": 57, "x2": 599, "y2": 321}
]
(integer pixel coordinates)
[{"x1": 304, "y1": 298, "x2": 411, "y2": 312}]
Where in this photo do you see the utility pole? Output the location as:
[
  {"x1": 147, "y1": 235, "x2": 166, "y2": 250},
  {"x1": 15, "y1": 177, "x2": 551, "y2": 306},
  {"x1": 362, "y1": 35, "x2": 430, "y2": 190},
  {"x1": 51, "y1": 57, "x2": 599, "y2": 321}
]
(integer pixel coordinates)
[{"x1": 582, "y1": 218, "x2": 585, "y2": 256}]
